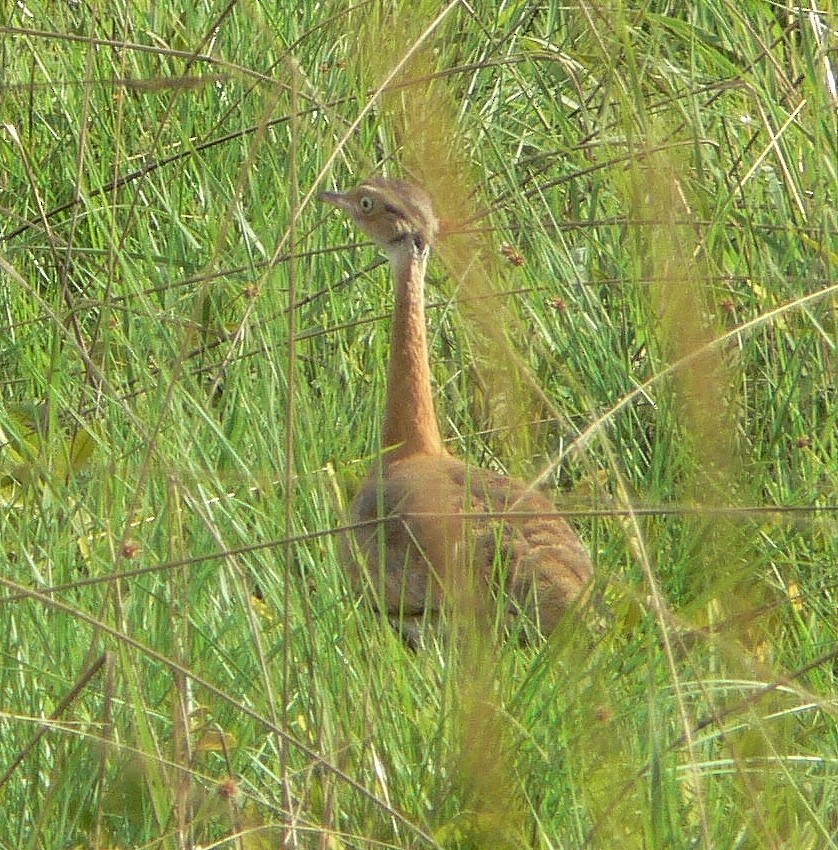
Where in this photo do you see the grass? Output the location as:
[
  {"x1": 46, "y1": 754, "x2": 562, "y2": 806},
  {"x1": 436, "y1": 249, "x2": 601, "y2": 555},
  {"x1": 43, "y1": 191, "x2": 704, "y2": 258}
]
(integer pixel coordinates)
[{"x1": 1, "y1": 0, "x2": 837, "y2": 847}]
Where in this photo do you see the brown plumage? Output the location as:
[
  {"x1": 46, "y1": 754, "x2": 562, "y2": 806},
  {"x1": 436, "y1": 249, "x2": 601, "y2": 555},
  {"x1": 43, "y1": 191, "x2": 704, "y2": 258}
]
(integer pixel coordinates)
[{"x1": 320, "y1": 177, "x2": 592, "y2": 637}]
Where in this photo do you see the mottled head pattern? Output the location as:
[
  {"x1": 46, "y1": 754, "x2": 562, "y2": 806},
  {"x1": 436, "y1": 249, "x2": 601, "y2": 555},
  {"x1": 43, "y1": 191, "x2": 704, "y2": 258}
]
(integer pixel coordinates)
[{"x1": 319, "y1": 178, "x2": 439, "y2": 252}]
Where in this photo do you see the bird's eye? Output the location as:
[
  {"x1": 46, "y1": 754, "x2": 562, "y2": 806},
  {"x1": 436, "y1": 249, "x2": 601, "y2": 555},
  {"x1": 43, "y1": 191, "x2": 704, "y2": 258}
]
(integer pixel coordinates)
[{"x1": 359, "y1": 196, "x2": 374, "y2": 213}]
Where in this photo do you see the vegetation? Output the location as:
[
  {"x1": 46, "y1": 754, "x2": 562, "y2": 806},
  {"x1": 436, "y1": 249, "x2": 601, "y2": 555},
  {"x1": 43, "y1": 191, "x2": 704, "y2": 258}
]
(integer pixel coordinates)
[{"x1": 1, "y1": 1, "x2": 836, "y2": 848}]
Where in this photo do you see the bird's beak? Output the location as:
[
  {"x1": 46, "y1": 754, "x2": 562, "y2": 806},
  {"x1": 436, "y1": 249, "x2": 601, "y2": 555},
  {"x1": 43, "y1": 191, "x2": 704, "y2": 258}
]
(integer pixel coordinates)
[{"x1": 318, "y1": 190, "x2": 350, "y2": 211}]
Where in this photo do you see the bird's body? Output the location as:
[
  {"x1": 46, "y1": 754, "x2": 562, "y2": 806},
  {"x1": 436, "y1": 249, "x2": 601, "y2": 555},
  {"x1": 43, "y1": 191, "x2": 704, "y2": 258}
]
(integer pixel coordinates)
[
  {"x1": 320, "y1": 177, "x2": 592, "y2": 636},
  {"x1": 349, "y1": 452, "x2": 591, "y2": 634}
]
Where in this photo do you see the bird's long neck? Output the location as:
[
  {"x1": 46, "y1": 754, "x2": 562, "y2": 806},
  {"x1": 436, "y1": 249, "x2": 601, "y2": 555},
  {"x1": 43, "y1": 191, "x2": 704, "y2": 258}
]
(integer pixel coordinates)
[{"x1": 382, "y1": 251, "x2": 444, "y2": 460}]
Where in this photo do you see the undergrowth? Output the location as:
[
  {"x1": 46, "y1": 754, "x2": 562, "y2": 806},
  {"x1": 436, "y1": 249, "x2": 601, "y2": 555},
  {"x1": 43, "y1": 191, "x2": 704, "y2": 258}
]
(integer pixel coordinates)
[{"x1": 1, "y1": 1, "x2": 837, "y2": 848}]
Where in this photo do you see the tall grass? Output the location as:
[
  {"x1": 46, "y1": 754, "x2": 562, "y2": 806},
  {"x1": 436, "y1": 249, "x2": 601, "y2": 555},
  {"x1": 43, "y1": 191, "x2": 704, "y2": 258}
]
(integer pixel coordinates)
[{"x1": 1, "y1": 1, "x2": 837, "y2": 848}]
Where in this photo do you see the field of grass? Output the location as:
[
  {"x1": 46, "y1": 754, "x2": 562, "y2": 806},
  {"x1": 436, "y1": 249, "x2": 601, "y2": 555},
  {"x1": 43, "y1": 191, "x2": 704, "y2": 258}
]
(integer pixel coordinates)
[{"x1": 1, "y1": 1, "x2": 837, "y2": 848}]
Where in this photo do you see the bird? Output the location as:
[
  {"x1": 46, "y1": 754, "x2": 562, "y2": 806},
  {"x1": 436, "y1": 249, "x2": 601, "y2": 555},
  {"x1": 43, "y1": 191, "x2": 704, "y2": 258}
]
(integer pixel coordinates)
[{"x1": 320, "y1": 177, "x2": 592, "y2": 640}]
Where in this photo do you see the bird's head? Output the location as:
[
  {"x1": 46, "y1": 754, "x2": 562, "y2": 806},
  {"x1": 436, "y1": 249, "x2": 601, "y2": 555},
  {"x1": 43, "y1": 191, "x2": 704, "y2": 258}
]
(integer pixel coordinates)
[{"x1": 319, "y1": 178, "x2": 439, "y2": 260}]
